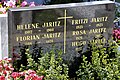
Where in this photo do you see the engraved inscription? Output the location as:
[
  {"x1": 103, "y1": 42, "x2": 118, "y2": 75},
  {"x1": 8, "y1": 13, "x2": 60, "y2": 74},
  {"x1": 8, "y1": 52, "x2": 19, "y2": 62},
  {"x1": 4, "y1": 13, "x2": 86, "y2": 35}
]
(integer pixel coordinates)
[{"x1": 13, "y1": 8, "x2": 112, "y2": 54}]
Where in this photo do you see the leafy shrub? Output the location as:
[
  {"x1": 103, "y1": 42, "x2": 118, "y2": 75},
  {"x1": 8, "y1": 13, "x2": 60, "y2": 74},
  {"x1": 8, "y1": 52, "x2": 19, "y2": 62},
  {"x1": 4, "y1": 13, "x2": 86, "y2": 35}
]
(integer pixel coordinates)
[
  {"x1": 37, "y1": 50, "x2": 69, "y2": 80},
  {"x1": 76, "y1": 40, "x2": 120, "y2": 80},
  {"x1": 18, "y1": 48, "x2": 69, "y2": 80},
  {"x1": 13, "y1": 39, "x2": 120, "y2": 80}
]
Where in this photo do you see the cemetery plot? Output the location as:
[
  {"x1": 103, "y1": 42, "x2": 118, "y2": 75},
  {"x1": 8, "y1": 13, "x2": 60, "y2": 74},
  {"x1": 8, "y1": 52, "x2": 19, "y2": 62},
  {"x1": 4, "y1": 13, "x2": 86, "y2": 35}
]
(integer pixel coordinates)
[{"x1": 8, "y1": 1, "x2": 115, "y2": 78}]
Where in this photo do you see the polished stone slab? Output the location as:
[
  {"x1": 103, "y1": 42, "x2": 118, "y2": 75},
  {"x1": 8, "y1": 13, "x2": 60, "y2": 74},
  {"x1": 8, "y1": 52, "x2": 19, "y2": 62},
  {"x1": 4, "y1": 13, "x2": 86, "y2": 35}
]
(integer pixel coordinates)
[{"x1": 8, "y1": 1, "x2": 115, "y2": 55}]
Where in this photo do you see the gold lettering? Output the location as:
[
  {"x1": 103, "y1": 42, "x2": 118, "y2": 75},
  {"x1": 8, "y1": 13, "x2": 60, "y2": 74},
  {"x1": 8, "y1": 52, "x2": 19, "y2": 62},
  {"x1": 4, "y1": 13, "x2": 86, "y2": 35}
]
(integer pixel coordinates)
[
  {"x1": 16, "y1": 32, "x2": 61, "y2": 41},
  {"x1": 75, "y1": 47, "x2": 82, "y2": 51},
  {"x1": 46, "y1": 39, "x2": 54, "y2": 43},
  {"x1": 72, "y1": 30, "x2": 86, "y2": 36},
  {"x1": 91, "y1": 16, "x2": 108, "y2": 23},
  {"x1": 26, "y1": 36, "x2": 31, "y2": 40},
  {"x1": 42, "y1": 32, "x2": 61, "y2": 38},
  {"x1": 42, "y1": 21, "x2": 61, "y2": 27},
  {"x1": 32, "y1": 23, "x2": 39, "y2": 28},
  {"x1": 24, "y1": 42, "x2": 32, "y2": 45},
  {"x1": 16, "y1": 35, "x2": 41, "y2": 41},
  {"x1": 17, "y1": 23, "x2": 40, "y2": 30},
  {"x1": 49, "y1": 22, "x2": 52, "y2": 27},
  {"x1": 89, "y1": 28, "x2": 106, "y2": 34},
  {"x1": 90, "y1": 38, "x2": 106, "y2": 44},
  {"x1": 72, "y1": 41, "x2": 86, "y2": 46},
  {"x1": 58, "y1": 21, "x2": 61, "y2": 26},
  {"x1": 16, "y1": 37, "x2": 19, "y2": 42},
  {"x1": 25, "y1": 24, "x2": 31, "y2": 29},
  {"x1": 96, "y1": 23, "x2": 103, "y2": 27},
  {"x1": 105, "y1": 17, "x2": 108, "y2": 21},
  {"x1": 46, "y1": 28, "x2": 54, "y2": 32},
  {"x1": 72, "y1": 19, "x2": 88, "y2": 25},
  {"x1": 76, "y1": 36, "x2": 83, "y2": 40},
  {"x1": 17, "y1": 25, "x2": 24, "y2": 30},
  {"x1": 76, "y1": 25, "x2": 83, "y2": 29},
  {"x1": 25, "y1": 30, "x2": 32, "y2": 34}
]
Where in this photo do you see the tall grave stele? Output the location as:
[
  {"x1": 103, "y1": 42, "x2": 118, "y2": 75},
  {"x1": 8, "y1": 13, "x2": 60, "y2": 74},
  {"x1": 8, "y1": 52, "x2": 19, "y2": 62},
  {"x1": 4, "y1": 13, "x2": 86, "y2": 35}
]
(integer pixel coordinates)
[{"x1": 8, "y1": 1, "x2": 115, "y2": 77}]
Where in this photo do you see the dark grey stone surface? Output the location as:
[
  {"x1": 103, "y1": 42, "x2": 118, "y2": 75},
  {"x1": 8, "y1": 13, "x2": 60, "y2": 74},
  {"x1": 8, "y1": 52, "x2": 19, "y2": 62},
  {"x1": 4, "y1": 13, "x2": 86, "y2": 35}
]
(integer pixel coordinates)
[{"x1": 8, "y1": 1, "x2": 115, "y2": 61}]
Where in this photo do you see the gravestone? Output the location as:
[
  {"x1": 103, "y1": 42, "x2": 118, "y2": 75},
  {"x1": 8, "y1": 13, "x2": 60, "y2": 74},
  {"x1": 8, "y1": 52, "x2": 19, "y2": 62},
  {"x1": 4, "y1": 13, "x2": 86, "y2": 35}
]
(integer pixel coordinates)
[
  {"x1": 8, "y1": 1, "x2": 115, "y2": 76},
  {"x1": 8, "y1": 1, "x2": 114, "y2": 57}
]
